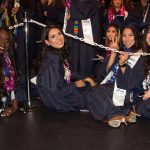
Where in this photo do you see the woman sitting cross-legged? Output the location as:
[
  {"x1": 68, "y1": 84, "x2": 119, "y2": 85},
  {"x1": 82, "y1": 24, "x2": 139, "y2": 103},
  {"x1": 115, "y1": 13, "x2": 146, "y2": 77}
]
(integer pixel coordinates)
[
  {"x1": 84, "y1": 24, "x2": 145, "y2": 128},
  {"x1": 35, "y1": 25, "x2": 96, "y2": 112}
]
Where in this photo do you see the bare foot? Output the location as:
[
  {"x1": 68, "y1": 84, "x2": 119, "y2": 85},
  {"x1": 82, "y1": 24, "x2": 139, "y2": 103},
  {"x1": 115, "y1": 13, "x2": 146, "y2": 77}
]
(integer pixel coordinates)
[{"x1": 1, "y1": 99, "x2": 18, "y2": 117}]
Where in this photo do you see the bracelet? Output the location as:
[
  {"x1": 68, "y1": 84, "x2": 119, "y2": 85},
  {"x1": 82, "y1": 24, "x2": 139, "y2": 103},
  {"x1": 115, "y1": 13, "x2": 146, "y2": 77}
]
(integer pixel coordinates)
[{"x1": 119, "y1": 64, "x2": 126, "y2": 68}]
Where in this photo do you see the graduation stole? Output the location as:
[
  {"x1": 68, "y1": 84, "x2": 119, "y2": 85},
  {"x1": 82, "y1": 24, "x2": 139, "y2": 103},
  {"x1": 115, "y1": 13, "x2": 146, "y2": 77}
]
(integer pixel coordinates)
[
  {"x1": 106, "y1": 62, "x2": 119, "y2": 84},
  {"x1": 74, "y1": 19, "x2": 79, "y2": 36},
  {"x1": 64, "y1": 60, "x2": 72, "y2": 83},
  {"x1": 143, "y1": 71, "x2": 150, "y2": 90},
  {"x1": 66, "y1": 0, "x2": 71, "y2": 18},
  {"x1": 3, "y1": 51, "x2": 15, "y2": 92},
  {"x1": 101, "y1": 48, "x2": 140, "y2": 85},
  {"x1": 66, "y1": 0, "x2": 71, "y2": 10},
  {"x1": 108, "y1": 6, "x2": 125, "y2": 23},
  {"x1": 63, "y1": 0, "x2": 71, "y2": 32},
  {"x1": 112, "y1": 53, "x2": 141, "y2": 106},
  {"x1": 4, "y1": 0, "x2": 18, "y2": 28}
]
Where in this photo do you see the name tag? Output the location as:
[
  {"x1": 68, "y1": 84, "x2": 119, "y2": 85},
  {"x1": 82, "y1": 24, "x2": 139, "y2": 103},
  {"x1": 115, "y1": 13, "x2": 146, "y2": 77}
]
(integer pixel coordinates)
[{"x1": 113, "y1": 81, "x2": 126, "y2": 106}]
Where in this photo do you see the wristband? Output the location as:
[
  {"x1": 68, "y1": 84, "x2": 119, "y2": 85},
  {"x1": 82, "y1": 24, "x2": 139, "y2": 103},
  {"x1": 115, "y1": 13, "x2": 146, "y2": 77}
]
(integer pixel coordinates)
[{"x1": 119, "y1": 64, "x2": 126, "y2": 68}]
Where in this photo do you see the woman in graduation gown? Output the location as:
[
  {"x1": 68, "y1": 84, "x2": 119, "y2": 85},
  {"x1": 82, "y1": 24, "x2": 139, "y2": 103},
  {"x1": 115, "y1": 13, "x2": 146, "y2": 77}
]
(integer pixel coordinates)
[
  {"x1": 96, "y1": 23, "x2": 120, "y2": 83},
  {"x1": 103, "y1": 0, "x2": 128, "y2": 32},
  {"x1": 0, "y1": 28, "x2": 18, "y2": 117},
  {"x1": 85, "y1": 24, "x2": 145, "y2": 127},
  {"x1": 135, "y1": 25, "x2": 150, "y2": 119},
  {"x1": 36, "y1": 25, "x2": 95, "y2": 112}
]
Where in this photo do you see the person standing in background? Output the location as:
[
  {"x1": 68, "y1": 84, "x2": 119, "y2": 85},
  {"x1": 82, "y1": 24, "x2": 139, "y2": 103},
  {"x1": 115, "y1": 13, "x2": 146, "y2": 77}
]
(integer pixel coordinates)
[
  {"x1": 128, "y1": 0, "x2": 150, "y2": 36},
  {"x1": 65, "y1": 0, "x2": 100, "y2": 81}
]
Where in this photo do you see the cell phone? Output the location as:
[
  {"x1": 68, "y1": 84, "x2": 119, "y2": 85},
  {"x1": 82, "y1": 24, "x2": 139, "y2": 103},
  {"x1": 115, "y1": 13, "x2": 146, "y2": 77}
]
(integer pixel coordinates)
[{"x1": 116, "y1": 15, "x2": 124, "y2": 22}]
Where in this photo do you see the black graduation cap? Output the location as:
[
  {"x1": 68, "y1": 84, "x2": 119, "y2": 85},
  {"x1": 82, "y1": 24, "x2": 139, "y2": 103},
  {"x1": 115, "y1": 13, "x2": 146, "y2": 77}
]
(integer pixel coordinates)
[
  {"x1": 103, "y1": 15, "x2": 124, "y2": 32},
  {"x1": 111, "y1": 16, "x2": 124, "y2": 31},
  {"x1": 122, "y1": 16, "x2": 148, "y2": 35}
]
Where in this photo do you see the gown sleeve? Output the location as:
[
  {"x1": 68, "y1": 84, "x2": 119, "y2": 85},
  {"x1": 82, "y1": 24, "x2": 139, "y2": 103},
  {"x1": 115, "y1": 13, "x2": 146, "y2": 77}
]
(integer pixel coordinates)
[
  {"x1": 37, "y1": 53, "x2": 63, "y2": 92},
  {"x1": 37, "y1": 53, "x2": 85, "y2": 112},
  {"x1": 116, "y1": 56, "x2": 145, "y2": 90}
]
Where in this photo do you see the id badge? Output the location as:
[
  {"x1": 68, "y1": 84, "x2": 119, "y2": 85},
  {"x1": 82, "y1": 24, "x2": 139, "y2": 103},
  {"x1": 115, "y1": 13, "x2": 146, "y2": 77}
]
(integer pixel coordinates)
[{"x1": 113, "y1": 81, "x2": 126, "y2": 106}]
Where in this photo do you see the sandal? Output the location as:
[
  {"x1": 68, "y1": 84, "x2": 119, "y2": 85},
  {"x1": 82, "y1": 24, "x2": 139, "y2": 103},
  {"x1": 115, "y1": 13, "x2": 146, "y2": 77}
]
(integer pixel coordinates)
[
  {"x1": 107, "y1": 116, "x2": 125, "y2": 128},
  {"x1": 1, "y1": 99, "x2": 18, "y2": 117},
  {"x1": 125, "y1": 111, "x2": 140, "y2": 124}
]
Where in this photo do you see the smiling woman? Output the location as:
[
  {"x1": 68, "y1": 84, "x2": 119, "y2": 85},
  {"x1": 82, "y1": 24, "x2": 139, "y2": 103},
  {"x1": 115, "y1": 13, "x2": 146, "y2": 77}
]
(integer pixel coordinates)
[
  {"x1": 107, "y1": 0, "x2": 128, "y2": 23},
  {"x1": 0, "y1": 29, "x2": 9, "y2": 53},
  {"x1": 0, "y1": 28, "x2": 18, "y2": 117},
  {"x1": 35, "y1": 25, "x2": 95, "y2": 112},
  {"x1": 121, "y1": 24, "x2": 142, "y2": 53},
  {"x1": 45, "y1": 28, "x2": 65, "y2": 49},
  {"x1": 122, "y1": 28, "x2": 135, "y2": 48},
  {"x1": 84, "y1": 24, "x2": 145, "y2": 128}
]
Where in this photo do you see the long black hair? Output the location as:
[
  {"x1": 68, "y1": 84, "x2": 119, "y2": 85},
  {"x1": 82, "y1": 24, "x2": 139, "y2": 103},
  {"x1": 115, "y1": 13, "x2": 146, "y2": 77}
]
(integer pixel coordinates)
[
  {"x1": 120, "y1": 24, "x2": 142, "y2": 52},
  {"x1": 41, "y1": 25, "x2": 69, "y2": 59},
  {"x1": 31, "y1": 25, "x2": 70, "y2": 76}
]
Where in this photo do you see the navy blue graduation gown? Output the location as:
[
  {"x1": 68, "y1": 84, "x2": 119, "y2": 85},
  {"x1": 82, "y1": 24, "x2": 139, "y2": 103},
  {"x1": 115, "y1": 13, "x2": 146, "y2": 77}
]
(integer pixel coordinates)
[
  {"x1": 37, "y1": 52, "x2": 86, "y2": 112},
  {"x1": 135, "y1": 99, "x2": 150, "y2": 119},
  {"x1": 128, "y1": 2, "x2": 150, "y2": 37},
  {"x1": 46, "y1": 2, "x2": 65, "y2": 28},
  {"x1": 135, "y1": 72, "x2": 150, "y2": 119},
  {"x1": 66, "y1": 0, "x2": 100, "y2": 79},
  {"x1": 85, "y1": 56, "x2": 145, "y2": 120}
]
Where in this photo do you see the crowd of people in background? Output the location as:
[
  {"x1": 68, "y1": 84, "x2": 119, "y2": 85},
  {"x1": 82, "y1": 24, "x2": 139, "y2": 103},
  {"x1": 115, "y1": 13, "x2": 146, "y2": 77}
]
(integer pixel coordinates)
[{"x1": 0, "y1": 0, "x2": 150, "y2": 128}]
